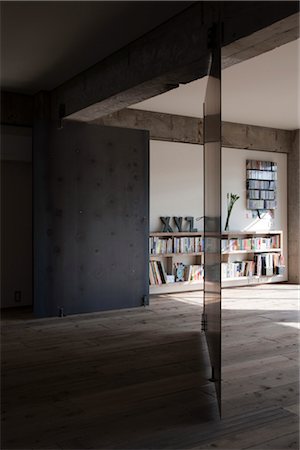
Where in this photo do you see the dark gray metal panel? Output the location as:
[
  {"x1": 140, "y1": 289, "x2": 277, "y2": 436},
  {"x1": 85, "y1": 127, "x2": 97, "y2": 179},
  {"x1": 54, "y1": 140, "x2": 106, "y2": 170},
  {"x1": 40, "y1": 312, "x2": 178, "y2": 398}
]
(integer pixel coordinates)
[
  {"x1": 33, "y1": 120, "x2": 149, "y2": 317},
  {"x1": 203, "y1": 32, "x2": 222, "y2": 413}
]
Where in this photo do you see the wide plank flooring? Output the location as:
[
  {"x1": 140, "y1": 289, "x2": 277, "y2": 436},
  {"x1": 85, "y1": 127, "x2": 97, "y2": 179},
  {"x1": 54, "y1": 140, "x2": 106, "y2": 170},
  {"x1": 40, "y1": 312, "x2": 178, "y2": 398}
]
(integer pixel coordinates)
[{"x1": 1, "y1": 284, "x2": 299, "y2": 449}]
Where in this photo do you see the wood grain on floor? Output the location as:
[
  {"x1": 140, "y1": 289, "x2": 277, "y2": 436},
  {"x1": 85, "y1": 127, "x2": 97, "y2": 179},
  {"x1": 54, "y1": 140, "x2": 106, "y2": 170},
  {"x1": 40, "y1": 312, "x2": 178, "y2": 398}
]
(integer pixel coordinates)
[{"x1": 1, "y1": 284, "x2": 299, "y2": 449}]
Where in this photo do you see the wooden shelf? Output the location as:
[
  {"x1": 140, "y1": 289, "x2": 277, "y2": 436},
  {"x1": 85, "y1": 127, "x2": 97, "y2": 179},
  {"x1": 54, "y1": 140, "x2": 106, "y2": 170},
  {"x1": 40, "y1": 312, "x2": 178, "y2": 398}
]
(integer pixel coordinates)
[
  {"x1": 222, "y1": 274, "x2": 285, "y2": 288},
  {"x1": 222, "y1": 248, "x2": 282, "y2": 255},
  {"x1": 150, "y1": 274, "x2": 285, "y2": 294},
  {"x1": 149, "y1": 230, "x2": 286, "y2": 293},
  {"x1": 150, "y1": 231, "x2": 203, "y2": 237},
  {"x1": 150, "y1": 281, "x2": 203, "y2": 295},
  {"x1": 150, "y1": 252, "x2": 203, "y2": 259},
  {"x1": 222, "y1": 230, "x2": 282, "y2": 236}
]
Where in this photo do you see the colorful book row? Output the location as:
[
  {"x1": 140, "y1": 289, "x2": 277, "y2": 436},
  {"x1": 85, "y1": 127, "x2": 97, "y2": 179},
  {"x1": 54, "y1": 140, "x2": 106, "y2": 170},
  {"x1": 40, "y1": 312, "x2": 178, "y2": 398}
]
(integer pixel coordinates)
[
  {"x1": 149, "y1": 261, "x2": 204, "y2": 285},
  {"x1": 247, "y1": 180, "x2": 276, "y2": 190},
  {"x1": 149, "y1": 236, "x2": 203, "y2": 255},
  {"x1": 222, "y1": 236, "x2": 280, "y2": 252},
  {"x1": 247, "y1": 199, "x2": 276, "y2": 210},
  {"x1": 185, "y1": 265, "x2": 204, "y2": 282},
  {"x1": 247, "y1": 170, "x2": 277, "y2": 181},
  {"x1": 221, "y1": 253, "x2": 284, "y2": 279},
  {"x1": 221, "y1": 261, "x2": 256, "y2": 278},
  {"x1": 246, "y1": 160, "x2": 277, "y2": 171},
  {"x1": 149, "y1": 261, "x2": 167, "y2": 285},
  {"x1": 149, "y1": 237, "x2": 173, "y2": 255},
  {"x1": 247, "y1": 190, "x2": 275, "y2": 200}
]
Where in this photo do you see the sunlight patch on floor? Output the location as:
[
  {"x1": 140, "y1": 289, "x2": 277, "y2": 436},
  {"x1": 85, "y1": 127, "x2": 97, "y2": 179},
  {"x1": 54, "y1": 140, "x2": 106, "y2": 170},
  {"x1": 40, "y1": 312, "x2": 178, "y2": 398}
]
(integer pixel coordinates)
[{"x1": 275, "y1": 321, "x2": 300, "y2": 330}]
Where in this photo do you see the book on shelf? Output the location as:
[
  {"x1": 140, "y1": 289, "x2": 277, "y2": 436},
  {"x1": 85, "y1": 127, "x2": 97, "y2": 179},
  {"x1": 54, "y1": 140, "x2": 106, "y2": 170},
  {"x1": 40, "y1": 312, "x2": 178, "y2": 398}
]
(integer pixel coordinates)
[
  {"x1": 246, "y1": 160, "x2": 277, "y2": 171},
  {"x1": 255, "y1": 254, "x2": 273, "y2": 276},
  {"x1": 149, "y1": 261, "x2": 204, "y2": 286},
  {"x1": 159, "y1": 260, "x2": 167, "y2": 283},
  {"x1": 222, "y1": 253, "x2": 284, "y2": 279},
  {"x1": 149, "y1": 237, "x2": 172, "y2": 255},
  {"x1": 185, "y1": 265, "x2": 204, "y2": 282},
  {"x1": 173, "y1": 237, "x2": 203, "y2": 254},
  {"x1": 149, "y1": 260, "x2": 167, "y2": 285},
  {"x1": 222, "y1": 235, "x2": 280, "y2": 252},
  {"x1": 174, "y1": 263, "x2": 204, "y2": 282},
  {"x1": 247, "y1": 180, "x2": 277, "y2": 190},
  {"x1": 149, "y1": 262, "x2": 156, "y2": 285},
  {"x1": 247, "y1": 190, "x2": 275, "y2": 200},
  {"x1": 246, "y1": 160, "x2": 277, "y2": 211},
  {"x1": 222, "y1": 260, "x2": 255, "y2": 279},
  {"x1": 246, "y1": 170, "x2": 277, "y2": 181},
  {"x1": 149, "y1": 235, "x2": 203, "y2": 255},
  {"x1": 247, "y1": 199, "x2": 277, "y2": 210}
]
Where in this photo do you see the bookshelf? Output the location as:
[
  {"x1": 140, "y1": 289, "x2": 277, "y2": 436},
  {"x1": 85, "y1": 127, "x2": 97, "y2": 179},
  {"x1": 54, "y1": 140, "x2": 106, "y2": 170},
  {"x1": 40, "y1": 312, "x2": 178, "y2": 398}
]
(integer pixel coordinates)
[
  {"x1": 221, "y1": 230, "x2": 285, "y2": 287},
  {"x1": 246, "y1": 160, "x2": 277, "y2": 210},
  {"x1": 149, "y1": 230, "x2": 285, "y2": 294},
  {"x1": 149, "y1": 232, "x2": 204, "y2": 294}
]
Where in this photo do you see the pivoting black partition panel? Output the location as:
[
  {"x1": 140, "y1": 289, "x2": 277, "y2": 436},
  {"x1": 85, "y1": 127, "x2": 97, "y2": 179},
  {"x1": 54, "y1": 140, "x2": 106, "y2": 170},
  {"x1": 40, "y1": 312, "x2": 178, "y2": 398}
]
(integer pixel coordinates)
[
  {"x1": 203, "y1": 33, "x2": 222, "y2": 413},
  {"x1": 34, "y1": 120, "x2": 149, "y2": 317}
]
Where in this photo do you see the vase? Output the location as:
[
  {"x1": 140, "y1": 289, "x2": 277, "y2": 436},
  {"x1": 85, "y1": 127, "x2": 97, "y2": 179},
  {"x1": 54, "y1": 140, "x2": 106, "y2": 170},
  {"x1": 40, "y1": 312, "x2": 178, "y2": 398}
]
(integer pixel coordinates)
[{"x1": 225, "y1": 212, "x2": 231, "y2": 231}]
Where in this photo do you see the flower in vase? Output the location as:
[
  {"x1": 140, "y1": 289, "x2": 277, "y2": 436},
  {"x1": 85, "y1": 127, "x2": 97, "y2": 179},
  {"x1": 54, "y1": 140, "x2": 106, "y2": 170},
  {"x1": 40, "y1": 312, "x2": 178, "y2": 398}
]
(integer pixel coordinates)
[{"x1": 225, "y1": 193, "x2": 240, "y2": 231}]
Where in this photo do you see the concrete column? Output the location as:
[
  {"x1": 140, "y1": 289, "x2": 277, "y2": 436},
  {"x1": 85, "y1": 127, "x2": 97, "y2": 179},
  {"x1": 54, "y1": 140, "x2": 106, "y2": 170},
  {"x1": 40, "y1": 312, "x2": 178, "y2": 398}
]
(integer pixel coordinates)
[{"x1": 288, "y1": 130, "x2": 300, "y2": 283}]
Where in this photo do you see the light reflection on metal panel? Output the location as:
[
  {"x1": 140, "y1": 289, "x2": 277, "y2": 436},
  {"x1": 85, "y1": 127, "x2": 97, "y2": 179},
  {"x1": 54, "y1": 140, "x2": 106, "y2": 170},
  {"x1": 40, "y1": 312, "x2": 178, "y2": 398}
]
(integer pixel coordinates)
[{"x1": 203, "y1": 35, "x2": 222, "y2": 414}]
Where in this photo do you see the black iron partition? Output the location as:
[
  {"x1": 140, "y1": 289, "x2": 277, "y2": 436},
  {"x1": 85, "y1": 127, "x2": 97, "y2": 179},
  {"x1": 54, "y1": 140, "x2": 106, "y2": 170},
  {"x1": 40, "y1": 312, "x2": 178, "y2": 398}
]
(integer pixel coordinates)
[
  {"x1": 34, "y1": 120, "x2": 149, "y2": 317},
  {"x1": 203, "y1": 25, "x2": 222, "y2": 414}
]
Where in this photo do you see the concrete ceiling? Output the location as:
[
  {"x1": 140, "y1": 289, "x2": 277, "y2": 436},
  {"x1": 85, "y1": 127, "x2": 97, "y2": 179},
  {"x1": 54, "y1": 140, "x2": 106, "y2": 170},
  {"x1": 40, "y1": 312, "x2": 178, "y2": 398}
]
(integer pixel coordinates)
[
  {"x1": 131, "y1": 39, "x2": 300, "y2": 130},
  {"x1": 1, "y1": 1, "x2": 298, "y2": 130},
  {"x1": 0, "y1": 1, "x2": 192, "y2": 94}
]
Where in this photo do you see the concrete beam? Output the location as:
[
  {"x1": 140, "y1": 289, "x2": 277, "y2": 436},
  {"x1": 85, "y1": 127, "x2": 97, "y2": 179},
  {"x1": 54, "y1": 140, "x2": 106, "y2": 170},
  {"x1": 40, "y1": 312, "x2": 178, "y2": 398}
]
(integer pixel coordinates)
[
  {"x1": 52, "y1": 2, "x2": 212, "y2": 122},
  {"x1": 92, "y1": 108, "x2": 293, "y2": 153},
  {"x1": 52, "y1": 2, "x2": 299, "y2": 122},
  {"x1": 287, "y1": 130, "x2": 300, "y2": 283},
  {"x1": 222, "y1": 121, "x2": 293, "y2": 153},
  {"x1": 222, "y1": 11, "x2": 299, "y2": 69},
  {"x1": 92, "y1": 109, "x2": 202, "y2": 144}
]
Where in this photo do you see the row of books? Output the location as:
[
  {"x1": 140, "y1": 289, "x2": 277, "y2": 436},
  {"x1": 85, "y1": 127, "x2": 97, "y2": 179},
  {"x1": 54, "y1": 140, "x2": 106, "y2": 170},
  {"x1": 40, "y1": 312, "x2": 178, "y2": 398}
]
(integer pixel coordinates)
[
  {"x1": 173, "y1": 237, "x2": 203, "y2": 254},
  {"x1": 246, "y1": 160, "x2": 277, "y2": 171},
  {"x1": 247, "y1": 189, "x2": 275, "y2": 200},
  {"x1": 149, "y1": 236, "x2": 203, "y2": 255},
  {"x1": 149, "y1": 261, "x2": 167, "y2": 285},
  {"x1": 247, "y1": 199, "x2": 276, "y2": 210},
  {"x1": 256, "y1": 253, "x2": 285, "y2": 276},
  {"x1": 221, "y1": 254, "x2": 285, "y2": 279},
  {"x1": 151, "y1": 258, "x2": 284, "y2": 284},
  {"x1": 221, "y1": 261, "x2": 256, "y2": 278},
  {"x1": 247, "y1": 170, "x2": 277, "y2": 181},
  {"x1": 149, "y1": 237, "x2": 173, "y2": 255},
  {"x1": 247, "y1": 180, "x2": 276, "y2": 190},
  {"x1": 222, "y1": 236, "x2": 280, "y2": 252},
  {"x1": 185, "y1": 265, "x2": 204, "y2": 282},
  {"x1": 149, "y1": 261, "x2": 204, "y2": 285}
]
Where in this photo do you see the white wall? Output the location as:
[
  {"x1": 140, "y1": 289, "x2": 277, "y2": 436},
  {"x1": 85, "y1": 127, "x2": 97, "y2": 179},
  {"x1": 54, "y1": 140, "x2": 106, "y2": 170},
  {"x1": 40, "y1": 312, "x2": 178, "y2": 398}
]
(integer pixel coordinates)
[
  {"x1": 150, "y1": 140, "x2": 203, "y2": 232},
  {"x1": 150, "y1": 141, "x2": 288, "y2": 269},
  {"x1": 222, "y1": 148, "x2": 287, "y2": 233},
  {"x1": 222, "y1": 147, "x2": 288, "y2": 274}
]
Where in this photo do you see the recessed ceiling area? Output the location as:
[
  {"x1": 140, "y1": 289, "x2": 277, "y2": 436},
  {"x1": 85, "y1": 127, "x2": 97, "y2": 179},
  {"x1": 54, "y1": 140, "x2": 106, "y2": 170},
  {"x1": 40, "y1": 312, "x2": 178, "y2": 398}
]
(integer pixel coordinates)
[
  {"x1": 0, "y1": 1, "x2": 192, "y2": 94},
  {"x1": 131, "y1": 39, "x2": 300, "y2": 130}
]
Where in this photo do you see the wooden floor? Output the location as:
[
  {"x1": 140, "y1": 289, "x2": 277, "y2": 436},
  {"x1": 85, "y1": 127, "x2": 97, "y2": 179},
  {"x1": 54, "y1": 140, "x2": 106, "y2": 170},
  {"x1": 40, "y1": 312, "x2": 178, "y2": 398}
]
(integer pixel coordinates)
[{"x1": 1, "y1": 284, "x2": 299, "y2": 449}]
